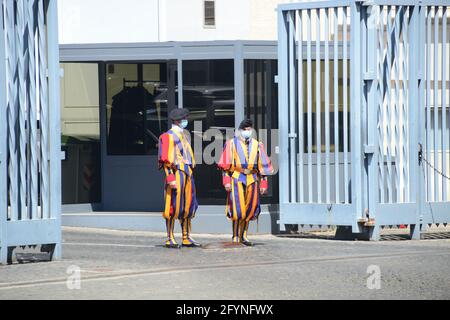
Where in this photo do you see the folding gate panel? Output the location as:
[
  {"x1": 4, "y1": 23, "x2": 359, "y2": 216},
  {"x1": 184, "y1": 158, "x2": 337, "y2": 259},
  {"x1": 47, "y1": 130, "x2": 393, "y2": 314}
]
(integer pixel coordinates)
[
  {"x1": 421, "y1": 3, "x2": 450, "y2": 225},
  {"x1": 367, "y1": 2, "x2": 450, "y2": 230},
  {"x1": 0, "y1": 0, "x2": 61, "y2": 264},
  {"x1": 367, "y1": 4, "x2": 420, "y2": 226},
  {"x1": 278, "y1": 0, "x2": 450, "y2": 237},
  {"x1": 278, "y1": 1, "x2": 362, "y2": 227}
]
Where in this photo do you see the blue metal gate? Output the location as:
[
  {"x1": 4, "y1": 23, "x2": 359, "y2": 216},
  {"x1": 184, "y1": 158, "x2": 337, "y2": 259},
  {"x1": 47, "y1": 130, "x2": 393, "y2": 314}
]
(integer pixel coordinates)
[
  {"x1": 0, "y1": 0, "x2": 61, "y2": 264},
  {"x1": 278, "y1": 0, "x2": 450, "y2": 240}
]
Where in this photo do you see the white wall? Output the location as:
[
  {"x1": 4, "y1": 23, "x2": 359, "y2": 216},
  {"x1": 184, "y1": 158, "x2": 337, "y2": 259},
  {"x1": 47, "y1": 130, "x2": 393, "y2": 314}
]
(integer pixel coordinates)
[
  {"x1": 58, "y1": 0, "x2": 310, "y2": 44},
  {"x1": 57, "y1": 0, "x2": 282, "y2": 44},
  {"x1": 161, "y1": 0, "x2": 251, "y2": 41},
  {"x1": 58, "y1": 0, "x2": 161, "y2": 44},
  {"x1": 250, "y1": 0, "x2": 282, "y2": 40}
]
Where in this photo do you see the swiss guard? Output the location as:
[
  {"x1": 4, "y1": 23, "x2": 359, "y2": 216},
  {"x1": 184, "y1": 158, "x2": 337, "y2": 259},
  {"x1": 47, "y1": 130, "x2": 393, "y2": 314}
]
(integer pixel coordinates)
[
  {"x1": 158, "y1": 108, "x2": 200, "y2": 248},
  {"x1": 218, "y1": 119, "x2": 274, "y2": 246}
]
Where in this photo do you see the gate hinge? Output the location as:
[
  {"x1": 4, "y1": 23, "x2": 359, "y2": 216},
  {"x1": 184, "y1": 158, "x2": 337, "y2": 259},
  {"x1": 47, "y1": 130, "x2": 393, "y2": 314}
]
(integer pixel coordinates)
[
  {"x1": 418, "y1": 143, "x2": 423, "y2": 165},
  {"x1": 363, "y1": 72, "x2": 376, "y2": 80},
  {"x1": 364, "y1": 144, "x2": 377, "y2": 155},
  {"x1": 417, "y1": 70, "x2": 423, "y2": 81},
  {"x1": 361, "y1": 1, "x2": 375, "y2": 6},
  {"x1": 359, "y1": 217, "x2": 375, "y2": 227}
]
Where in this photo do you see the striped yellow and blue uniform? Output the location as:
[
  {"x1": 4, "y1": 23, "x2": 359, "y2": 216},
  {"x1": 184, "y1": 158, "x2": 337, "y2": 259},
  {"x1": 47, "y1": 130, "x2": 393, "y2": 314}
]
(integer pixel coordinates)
[
  {"x1": 158, "y1": 129, "x2": 198, "y2": 220},
  {"x1": 158, "y1": 128, "x2": 198, "y2": 246},
  {"x1": 218, "y1": 136, "x2": 273, "y2": 222}
]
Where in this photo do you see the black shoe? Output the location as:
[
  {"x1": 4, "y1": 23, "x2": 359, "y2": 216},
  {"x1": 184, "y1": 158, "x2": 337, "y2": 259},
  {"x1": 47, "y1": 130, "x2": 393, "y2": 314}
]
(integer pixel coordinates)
[
  {"x1": 241, "y1": 240, "x2": 254, "y2": 247},
  {"x1": 165, "y1": 243, "x2": 181, "y2": 249}
]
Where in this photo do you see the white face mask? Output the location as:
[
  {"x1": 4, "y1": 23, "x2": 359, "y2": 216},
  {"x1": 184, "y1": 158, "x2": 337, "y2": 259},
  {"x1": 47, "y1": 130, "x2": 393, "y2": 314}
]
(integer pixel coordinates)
[
  {"x1": 179, "y1": 119, "x2": 188, "y2": 129},
  {"x1": 240, "y1": 129, "x2": 252, "y2": 140}
]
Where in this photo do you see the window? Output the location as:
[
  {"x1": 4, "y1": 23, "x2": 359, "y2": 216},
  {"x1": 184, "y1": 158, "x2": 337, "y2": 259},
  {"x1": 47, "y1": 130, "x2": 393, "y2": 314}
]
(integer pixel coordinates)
[
  {"x1": 245, "y1": 60, "x2": 279, "y2": 203},
  {"x1": 183, "y1": 59, "x2": 235, "y2": 203},
  {"x1": 60, "y1": 63, "x2": 101, "y2": 204},
  {"x1": 105, "y1": 63, "x2": 169, "y2": 155},
  {"x1": 204, "y1": 0, "x2": 215, "y2": 27}
]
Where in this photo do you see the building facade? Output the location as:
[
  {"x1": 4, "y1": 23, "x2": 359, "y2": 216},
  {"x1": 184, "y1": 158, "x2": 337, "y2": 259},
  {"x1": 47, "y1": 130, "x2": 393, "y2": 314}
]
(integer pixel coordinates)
[
  {"x1": 58, "y1": 0, "x2": 290, "y2": 233},
  {"x1": 59, "y1": 1, "x2": 449, "y2": 234},
  {"x1": 57, "y1": 0, "x2": 298, "y2": 44}
]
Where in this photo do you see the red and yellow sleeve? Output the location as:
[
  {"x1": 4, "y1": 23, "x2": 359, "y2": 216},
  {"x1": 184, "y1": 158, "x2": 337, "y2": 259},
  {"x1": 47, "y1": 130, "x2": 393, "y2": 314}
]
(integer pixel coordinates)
[
  {"x1": 218, "y1": 139, "x2": 233, "y2": 186},
  {"x1": 258, "y1": 142, "x2": 273, "y2": 190},
  {"x1": 158, "y1": 133, "x2": 176, "y2": 184}
]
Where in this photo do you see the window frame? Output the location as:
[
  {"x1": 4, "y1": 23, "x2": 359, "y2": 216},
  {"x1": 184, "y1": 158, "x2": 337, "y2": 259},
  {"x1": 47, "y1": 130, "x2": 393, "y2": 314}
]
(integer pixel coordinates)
[{"x1": 203, "y1": 0, "x2": 216, "y2": 29}]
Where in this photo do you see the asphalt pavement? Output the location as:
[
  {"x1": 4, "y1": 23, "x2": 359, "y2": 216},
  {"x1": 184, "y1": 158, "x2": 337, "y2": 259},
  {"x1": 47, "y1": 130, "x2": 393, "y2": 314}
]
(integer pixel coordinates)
[{"x1": 0, "y1": 226, "x2": 449, "y2": 299}]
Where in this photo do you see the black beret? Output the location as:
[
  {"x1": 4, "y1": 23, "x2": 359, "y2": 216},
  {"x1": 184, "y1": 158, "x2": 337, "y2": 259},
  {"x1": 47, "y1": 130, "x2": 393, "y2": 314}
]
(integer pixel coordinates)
[
  {"x1": 169, "y1": 108, "x2": 190, "y2": 121},
  {"x1": 238, "y1": 119, "x2": 253, "y2": 130}
]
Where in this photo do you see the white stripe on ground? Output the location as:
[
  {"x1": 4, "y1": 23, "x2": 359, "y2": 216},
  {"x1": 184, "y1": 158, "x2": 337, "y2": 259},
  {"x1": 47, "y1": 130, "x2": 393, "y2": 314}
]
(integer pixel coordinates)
[{"x1": 63, "y1": 242, "x2": 156, "y2": 249}]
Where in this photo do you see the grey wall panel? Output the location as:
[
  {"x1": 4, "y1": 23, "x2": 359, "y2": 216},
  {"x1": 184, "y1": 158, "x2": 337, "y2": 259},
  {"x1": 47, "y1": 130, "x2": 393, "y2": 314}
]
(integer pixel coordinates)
[
  {"x1": 62, "y1": 210, "x2": 280, "y2": 234},
  {"x1": 103, "y1": 156, "x2": 165, "y2": 211},
  {"x1": 60, "y1": 41, "x2": 278, "y2": 63}
]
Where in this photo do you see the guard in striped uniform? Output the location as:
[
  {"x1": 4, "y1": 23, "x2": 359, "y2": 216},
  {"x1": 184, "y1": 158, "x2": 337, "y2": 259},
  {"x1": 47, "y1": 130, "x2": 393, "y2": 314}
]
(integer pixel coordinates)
[
  {"x1": 218, "y1": 119, "x2": 274, "y2": 246},
  {"x1": 158, "y1": 108, "x2": 200, "y2": 248}
]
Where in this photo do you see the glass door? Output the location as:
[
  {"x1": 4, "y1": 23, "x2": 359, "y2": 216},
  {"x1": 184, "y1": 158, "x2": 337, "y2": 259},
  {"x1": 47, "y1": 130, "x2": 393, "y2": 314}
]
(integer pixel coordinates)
[
  {"x1": 102, "y1": 61, "x2": 177, "y2": 211},
  {"x1": 182, "y1": 59, "x2": 235, "y2": 204}
]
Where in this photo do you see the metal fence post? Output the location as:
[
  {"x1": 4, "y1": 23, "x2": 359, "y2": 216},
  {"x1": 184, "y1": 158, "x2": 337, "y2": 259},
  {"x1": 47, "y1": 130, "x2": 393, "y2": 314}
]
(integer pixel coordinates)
[
  {"x1": 277, "y1": 7, "x2": 289, "y2": 228},
  {"x1": 365, "y1": 3, "x2": 381, "y2": 240},
  {"x1": 234, "y1": 42, "x2": 245, "y2": 129},
  {"x1": 47, "y1": 0, "x2": 62, "y2": 259},
  {"x1": 176, "y1": 43, "x2": 183, "y2": 109},
  {"x1": 350, "y1": 1, "x2": 365, "y2": 233},
  {"x1": 410, "y1": 4, "x2": 423, "y2": 239},
  {"x1": 288, "y1": 10, "x2": 297, "y2": 203},
  {"x1": 0, "y1": 3, "x2": 8, "y2": 265}
]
